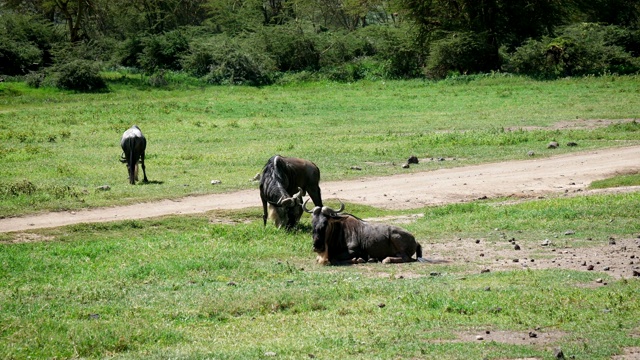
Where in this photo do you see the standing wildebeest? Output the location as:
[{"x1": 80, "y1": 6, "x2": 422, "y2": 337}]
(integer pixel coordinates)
[
  {"x1": 304, "y1": 199, "x2": 422, "y2": 265},
  {"x1": 260, "y1": 155, "x2": 323, "y2": 229},
  {"x1": 120, "y1": 125, "x2": 148, "y2": 185}
]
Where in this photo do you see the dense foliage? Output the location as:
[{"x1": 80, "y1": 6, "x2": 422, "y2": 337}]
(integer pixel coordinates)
[{"x1": 1, "y1": 0, "x2": 639, "y2": 88}]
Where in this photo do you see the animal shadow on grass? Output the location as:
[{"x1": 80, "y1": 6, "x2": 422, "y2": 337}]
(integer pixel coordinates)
[
  {"x1": 139, "y1": 180, "x2": 164, "y2": 185},
  {"x1": 291, "y1": 223, "x2": 313, "y2": 233}
]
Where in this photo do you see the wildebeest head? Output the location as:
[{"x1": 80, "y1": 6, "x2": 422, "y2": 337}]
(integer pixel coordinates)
[
  {"x1": 267, "y1": 187, "x2": 305, "y2": 229},
  {"x1": 303, "y1": 198, "x2": 344, "y2": 253}
]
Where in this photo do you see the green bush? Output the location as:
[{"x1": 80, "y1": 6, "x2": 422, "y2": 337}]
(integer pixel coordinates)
[
  {"x1": 115, "y1": 37, "x2": 145, "y2": 68},
  {"x1": 138, "y1": 30, "x2": 190, "y2": 73},
  {"x1": 317, "y1": 30, "x2": 375, "y2": 68},
  {"x1": 358, "y1": 25, "x2": 423, "y2": 79},
  {"x1": 425, "y1": 32, "x2": 500, "y2": 79},
  {"x1": 0, "y1": 12, "x2": 59, "y2": 75},
  {"x1": 50, "y1": 60, "x2": 107, "y2": 91},
  {"x1": 504, "y1": 23, "x2": 640, "y2": 78},
  {"x1": 183, "y1": 35, "x2": 276, "y2": 85},
  {"x1": 0, "y1": 37, "x2": 42, "y2": 75},
  {"x1": 259, "y1": 26, "x2": 320, "y2": 71}
]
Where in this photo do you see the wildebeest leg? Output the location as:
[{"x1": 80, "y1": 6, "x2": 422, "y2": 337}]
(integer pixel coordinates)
[
  {"x1": 140, "y1": 152, "x2": 148, "y2": 183},
  {"x1": 382, "y1": 232, "x2": 415, "y2": 263},
  {"x1": 382, "y1": 256, "x2": 410, "y2": 264},
  {"x1": 308, "y1": 187, "x2": 323, "y2": 207}
]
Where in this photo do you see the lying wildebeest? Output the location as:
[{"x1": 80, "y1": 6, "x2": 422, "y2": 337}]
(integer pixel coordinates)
[
  {"x1": 260, "y1": 155, "x2": 323, "y2": 229},
  {"x1": 120, "y1": 125, "x2": 148, "y2": 185},
  {"x1": 304, "y1": 199, "x2": 423, "y2": 265}
]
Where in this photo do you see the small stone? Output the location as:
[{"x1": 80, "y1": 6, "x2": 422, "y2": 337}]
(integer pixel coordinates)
[
  {"x1": 541, "y1": 239, "x2": 550, "y2": 246},
  {"x1": 595, "y1": 278, "x2": 603, "y2": 283},
  {"x1": 484, "y1": 287, "x2": 491, "y2": 291},
  {"x1": 475, "y1": 239, "x2": 480, "y2": 244},
  {"x1": 407, "y1": 155, "x2": 419, "y2": 164},
  {"x1": 529, "y1": 331, "x2": 537, "y2": 338},
  {"x1": 265, "y1": 352, "x2": 277, "y2": 357},
  {"x1": 402, "y1": 163, "x2": 410, "y2": 169},
  {"x1": 587, "y1": 265, "x2": 594, "y2": 271},
  {"x1": 547, "y1": 141, "x2": 559, "y2": 149},
  {"x1": 566, "y1": 141, "x2": 578, "y2": 147},
  {"x1": 632, "y1": 270, "x2": 640, "y2": 277},
  {"x1": 554, "y1": 348, "x2": 565, "y2": 359},
  {"x1": 513, "y1": 258, "x2": 520, "y2": 262},
  {"x1": 475, "y1": 335, "x2": 484, "y2": 340},
  {"x1": 211, "y1": 180, "x2": 222, "y2": 185},
  {"x1": 609, "y1": 237, "x2": 616, "y2": 245},
  {"x1": 479, "y1": 253, "x2": 485, "y2": 257},
  {"x1": 564, "y1": 230, "x2": 575, "y2": 235},
  {"x1": 481, "y1": 269, "x2": 490, "y2": 273},
  {"x1": 603, "y1": 266, "x2": 610, "y2": 271},
  {"x1": 350, "y1": 166, "x2": 362, "y2": 170},
  {"x1": 227, "y1": 281, "x2": 237, "y2": 286},
  {"x1": 377, "y1": 303, "x2": 386, "y2": 308},
  {"x1": 96, "y1": 185, "x2": 111, "y2": 191},
  {"x1": 514, "y1": 244, "x2": 521, "y2": 250},
  {"x1": 527, "y1": 150, "x2": 535, "y2": 156}
]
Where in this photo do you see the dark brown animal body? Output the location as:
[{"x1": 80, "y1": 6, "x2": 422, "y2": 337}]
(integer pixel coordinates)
[
  {"x1": 304, "y1": 200, "x2": 422, "y2": 265},
  {"x1": 120, "y1": 125, "x2": 148, "y2": 185},
  {"x1": 259, "y1": 155, "x2": 323, "y2": 229}
]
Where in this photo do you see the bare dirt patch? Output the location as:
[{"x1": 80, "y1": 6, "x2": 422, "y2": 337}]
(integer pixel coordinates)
[
  {"x1": 1, "y1": 232, "x2": 55, "y2": 244},
  {"x1": 424, "y1": 236, "x2": 640, "y2": 280}
]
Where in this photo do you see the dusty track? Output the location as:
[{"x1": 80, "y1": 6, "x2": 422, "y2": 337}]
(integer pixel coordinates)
[{"x1": 1, "y1": 145, "x2": 639, "y2": 233}]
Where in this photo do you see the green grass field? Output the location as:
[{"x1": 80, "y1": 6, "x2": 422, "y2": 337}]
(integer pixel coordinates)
[
  {"x1": 1, "y1": 74, "x2": 640, "y2": 359},
  {"x1": 1, "y1": 74, "x2": 639, "y2": 217}
]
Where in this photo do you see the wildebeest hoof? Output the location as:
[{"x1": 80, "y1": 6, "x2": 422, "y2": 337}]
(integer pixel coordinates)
[{"x1": 353, "y1": 258, "x2": 365, "y2": 264}]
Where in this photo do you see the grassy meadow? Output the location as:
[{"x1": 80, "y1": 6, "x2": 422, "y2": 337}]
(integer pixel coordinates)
[
  {"x1": 1, "y1": 74, "x2": 640, "y2": 217},
  {"x1": 1, "y1": 74, "x2": 640, "y2": 359},
  {"x1": 1, "y1": 194, "x2": 640, "y2": 359}
]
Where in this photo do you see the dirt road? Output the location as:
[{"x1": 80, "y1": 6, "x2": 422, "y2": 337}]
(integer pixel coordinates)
[{"x1": 1, "y1": 145, "x2": 639, "y2": 233}]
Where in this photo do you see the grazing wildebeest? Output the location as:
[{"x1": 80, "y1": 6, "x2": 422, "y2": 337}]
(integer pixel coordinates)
[
  {"x1": 120, "y1": 125, "x2": 148, "y2": 185},
  {"x1": 303, "y1": 199, "x2": 423, "y2": 265},
  {"x1": 260, "y1": 155, "x2": 323, "y2": 229}
]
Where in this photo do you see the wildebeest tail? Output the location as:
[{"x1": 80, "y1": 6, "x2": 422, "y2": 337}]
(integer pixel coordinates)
[
  {"x1": 127, "y1": 136, "x2": 136, "y2": 184},
  {"x1": 416, "y1": 243, "x2": 449, "y2": 263}
]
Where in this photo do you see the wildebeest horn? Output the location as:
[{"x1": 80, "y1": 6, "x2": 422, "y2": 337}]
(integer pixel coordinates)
[
  {"x1": 321, "y1": 200, "x2": 345, "y2": 216},
  {"x1": 303, "y1": 198, "x2": 314, "y2": 213},
  {"x1": 293, "y1": 187, "x2": 303, "y2": 199}
]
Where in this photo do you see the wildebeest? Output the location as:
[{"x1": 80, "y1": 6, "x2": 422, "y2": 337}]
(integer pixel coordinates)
[
  {"x1": 120, "y1": 125, "x2": 148, "y2": 185},
  {"x1": 260, "y1": 155, "x2": 323, "y2": 229},
  {"x1": 303, "y1": 199, "x2": 423, "y2": 265}
]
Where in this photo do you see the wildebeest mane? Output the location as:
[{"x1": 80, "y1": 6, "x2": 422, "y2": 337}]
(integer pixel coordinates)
[
  {"x1": 324, "y1": 214, "x2": 362, "y2": 260},
  {"x1": 260, "y1": 155, "x2": 292, "y2": 204}
]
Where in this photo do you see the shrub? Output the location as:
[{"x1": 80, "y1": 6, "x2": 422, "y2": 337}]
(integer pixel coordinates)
[
  {"x1": 138, "y1": 30, "x2": 190, "y2": 73},
  {"x1": 358, "y1": 25, "x2": 423, "y2": 79},
  {"x1": 0, "y1": 12, "x2": 59, "y2": 75},
  {"x1": 50, "y1": 60, "x2": 107, "y2": 91},
  {"x1": 317, "y1": 30, "x2": 375, "y2": 68},
  {"x1": 504, "y1": 23, "x2": 640, "y2": 78},
  {"x1": 0, "y1": 37, "x2": 42, "y2": 75},
  {"x1": 425, "y1": 32, "x2": 500, "y2": 79},
  {"x1": 183, "y1": 35, "x2": 276, "y2": 86},
  {"x1": 258, "y1": 25, "x2": 320, "y2": 71}
]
